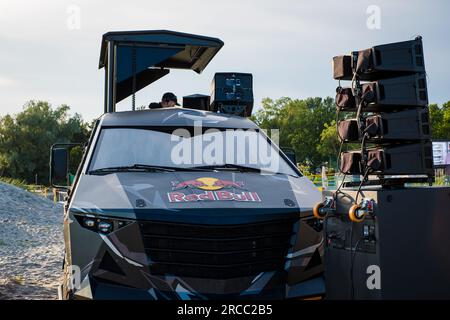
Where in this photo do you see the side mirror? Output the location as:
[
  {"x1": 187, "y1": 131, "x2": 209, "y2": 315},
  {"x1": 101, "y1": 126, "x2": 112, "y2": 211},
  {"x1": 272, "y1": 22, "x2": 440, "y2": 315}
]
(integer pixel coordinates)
[
  {"x1": 281, "y1": 147, "x2": 297, "y2": 166},
  {"x1": 50, "y1": 143, "x2": 83, "y2": 188},
  {"x1": 52, "y1": 148, "x2": 68, "y2": 179}
]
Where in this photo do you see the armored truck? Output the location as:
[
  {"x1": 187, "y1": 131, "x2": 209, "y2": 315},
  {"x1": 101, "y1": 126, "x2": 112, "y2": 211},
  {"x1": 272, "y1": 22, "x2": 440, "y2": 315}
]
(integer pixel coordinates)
[{"x1": 50, "y1": 30, "x2": 325, "y2": 299}]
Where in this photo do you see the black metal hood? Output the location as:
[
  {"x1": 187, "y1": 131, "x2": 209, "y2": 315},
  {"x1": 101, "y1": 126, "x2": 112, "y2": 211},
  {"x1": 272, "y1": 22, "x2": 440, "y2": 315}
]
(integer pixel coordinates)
[{"x1": 69, "y1": 172, "x2": 321, "y2": 223}]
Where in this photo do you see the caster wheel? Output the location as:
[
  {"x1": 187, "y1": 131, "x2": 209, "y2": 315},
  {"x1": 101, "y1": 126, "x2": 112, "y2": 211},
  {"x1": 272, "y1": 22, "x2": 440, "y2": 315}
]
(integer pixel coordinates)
[
  {"x1": 313, "y1": 202, "x2": 326, "y2": 219},
  {"x1": 349, "y1": 204, "x2": 364, "y2": 222}
]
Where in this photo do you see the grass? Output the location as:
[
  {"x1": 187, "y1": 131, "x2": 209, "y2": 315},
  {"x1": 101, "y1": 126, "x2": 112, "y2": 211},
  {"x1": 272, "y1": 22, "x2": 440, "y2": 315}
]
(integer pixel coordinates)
[
  {"x1": 0, "y1": 177, "x2": 51, "y2": 193},
  {"x1": 0, "y1": 177, "x2": 53, "y2": 200},
  {"x1": 0, "y1": 177, "x2": 32, "y2": 191},
  {"x1": 408, "y1": 176, "x2": 449, "y2": 187},
  {"x1": 434, "y1": 175, "x2": 448, "y2": 186}
]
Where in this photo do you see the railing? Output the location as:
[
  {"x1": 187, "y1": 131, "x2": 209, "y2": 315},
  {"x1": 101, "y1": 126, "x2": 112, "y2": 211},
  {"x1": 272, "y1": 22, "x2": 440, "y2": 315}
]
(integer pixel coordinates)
[
  {"x1": 306, "y1": 171, "x2": 450, "y2": 189},
  {"x1": 305, "y1": 174, "x2": 336, "y2": 188},
  {"x1": 28, "y1": 185, "x2": 66, "y2": 203},
  {"x1": 304, "y1": 173, "x2": 364, "y2": 190}
]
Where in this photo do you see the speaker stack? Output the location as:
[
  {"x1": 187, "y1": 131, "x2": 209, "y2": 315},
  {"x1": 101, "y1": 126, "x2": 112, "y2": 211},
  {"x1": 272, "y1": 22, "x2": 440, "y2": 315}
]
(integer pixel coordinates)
[
  {"x1": 312, "y1": 37, "x2": 450, "y2": 300},
  {"x1": 333, "y1": 37, "x2": 434, "y2": 186}
]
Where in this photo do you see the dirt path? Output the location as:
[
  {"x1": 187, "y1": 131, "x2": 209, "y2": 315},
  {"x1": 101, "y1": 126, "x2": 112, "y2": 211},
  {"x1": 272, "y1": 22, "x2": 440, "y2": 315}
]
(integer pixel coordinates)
[{"x1": 0, "y1": 182, "x2": 64, "y2": 300}]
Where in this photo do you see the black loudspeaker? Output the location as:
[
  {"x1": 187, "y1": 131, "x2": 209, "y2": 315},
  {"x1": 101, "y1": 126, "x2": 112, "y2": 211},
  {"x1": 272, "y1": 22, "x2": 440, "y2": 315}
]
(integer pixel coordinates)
[
  {"x1": 333, "y1": 55, "x2": 352, "y2": 80},
  {"x1": 336, "y1": 74, "x2": 428, "y2": 112},
  {"x1": 323, "y1": 187, "x2": 450, "y2": 300},
  {"x1": 338, "y1": 108, "x2": 430, "y2": 143},
  {"x1": 339, "y1": 141, "x2": 434, "y2": 176},
  {"x1": 333, "y1": 38, "x2": 425, "y2": 80},
  {"x1": 333, "y1": 37, "x2": 433, "y2": 184},
  {"x1": 210, "y1": 72, "x2": 254, "y2": 116},
  {"x1": 182, "y1": 94, "x2": 210, "y2": 111}
]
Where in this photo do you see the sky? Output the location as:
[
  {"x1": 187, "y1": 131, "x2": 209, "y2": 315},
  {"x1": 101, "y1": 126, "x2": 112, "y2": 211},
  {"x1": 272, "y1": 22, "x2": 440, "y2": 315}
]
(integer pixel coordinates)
[{"x1": 1, "y1": 0, "x2": 449, "y2": 121}]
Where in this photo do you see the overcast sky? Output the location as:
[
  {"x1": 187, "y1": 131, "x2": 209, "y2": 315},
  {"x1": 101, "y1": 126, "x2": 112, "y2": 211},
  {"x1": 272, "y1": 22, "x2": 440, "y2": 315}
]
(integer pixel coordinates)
[{"x1": 1, "y1": 0, "x2": 449, "y2": 121}]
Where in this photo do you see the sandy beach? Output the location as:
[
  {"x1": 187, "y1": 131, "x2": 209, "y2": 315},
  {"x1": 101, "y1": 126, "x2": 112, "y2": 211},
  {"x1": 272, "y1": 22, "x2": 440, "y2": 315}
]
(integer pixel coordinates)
[{"x1": 0, "y1": 182, "x2": 63, "y2": 300}]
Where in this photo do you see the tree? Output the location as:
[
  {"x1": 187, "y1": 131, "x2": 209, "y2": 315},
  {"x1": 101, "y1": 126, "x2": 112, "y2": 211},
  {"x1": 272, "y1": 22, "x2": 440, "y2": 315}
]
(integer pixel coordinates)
[
  {"x1": 429, "y1": 101, "x2": 450, "y2": 140},
  {"x1": 253, "y1": 97, "x2": 335, "y2": 170},
  {"x1": 0, "y1": 100, "x2": 90, "y2": 184},
  {"x1": 317, "y1": 120, "x2": 340, "y2": 167}
]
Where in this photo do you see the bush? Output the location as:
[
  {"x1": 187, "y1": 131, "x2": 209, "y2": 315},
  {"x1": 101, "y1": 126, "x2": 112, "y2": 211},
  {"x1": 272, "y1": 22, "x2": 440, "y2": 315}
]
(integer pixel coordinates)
[{"x1": 0, "y1": 101, "x2": 90, "y2": 184}]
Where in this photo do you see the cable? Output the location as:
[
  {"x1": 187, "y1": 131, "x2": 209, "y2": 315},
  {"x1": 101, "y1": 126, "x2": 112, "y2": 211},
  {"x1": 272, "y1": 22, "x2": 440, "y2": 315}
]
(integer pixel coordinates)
[
  {"x1": 335, "y1": 108, "x2": 348, "y2": 176},
  {"x1": 336, "y1": 108, "x2": 344, "y2": 142},
  {"x1": 348, "y1": 221, "x2": 354, "y2": 298},
  {"x1": 335, "y1": 173, "x2": 347, "y2": 195},
  {"x1": 335, "y1": 93, "x2": 351, "y2": 197},
  {"x1": 350, "y1": 237, "x2": 362, "y2": 300},
  {"x1": 323, "y1": 211, "x2": 330, "y2": 250},
  {"x1": 360, "y1": 129, "x2": 368, "y2": 151},
  {"x1": 337, "y1": 53, "x2": 370, "y2": 300},
  {"x1": 131, "y1": 44, "x2": 137, "y2": 111},
  {"x1": 356, "y1": 100, "x2": 364, "y2": 132},
  {"x1": 348, "y1": 135, "x2": 370, "y2": 301},
  {"x1": 355, "y1": 167, "x2": 371, "y2": 205},
  {"x1": 337, "y1": 140, "x2": 344, "y2": 171}
]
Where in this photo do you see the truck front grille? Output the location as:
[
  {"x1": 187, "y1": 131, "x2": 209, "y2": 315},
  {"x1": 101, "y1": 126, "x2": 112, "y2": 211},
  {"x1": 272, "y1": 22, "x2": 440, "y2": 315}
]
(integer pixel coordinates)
[{"x1": 139, "y1": 218, "x2": 297, "y2": 279}]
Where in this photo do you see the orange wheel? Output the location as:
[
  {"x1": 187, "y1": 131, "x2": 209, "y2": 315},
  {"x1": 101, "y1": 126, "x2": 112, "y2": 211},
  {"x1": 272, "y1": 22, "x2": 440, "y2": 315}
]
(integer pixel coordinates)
[
  {"x1": 313, "y1": 202, "x2": 326, "y2": 219},
  {"x1": 349, "y1": 204, "x2": 364, "y2": 222}
]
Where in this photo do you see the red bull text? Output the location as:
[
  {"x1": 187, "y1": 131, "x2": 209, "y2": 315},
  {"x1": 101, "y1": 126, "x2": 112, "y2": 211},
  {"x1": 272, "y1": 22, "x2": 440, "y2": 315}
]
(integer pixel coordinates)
[
  {"x1": 167, "y1": 190, "x2": 261, "y2": 202},
  {"x1": 168, "y1": 177, "x2": 260, "y2": 202}
]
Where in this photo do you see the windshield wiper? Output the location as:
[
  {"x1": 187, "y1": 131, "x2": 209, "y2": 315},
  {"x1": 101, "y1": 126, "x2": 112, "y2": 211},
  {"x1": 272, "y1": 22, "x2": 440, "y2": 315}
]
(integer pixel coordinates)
[
  {"x1": 190, "y1": 164, "x2": 299, "y2": 177},
  {"x1": 88, "y1": 164, "x2": 211, "y2": 175},
  {"x1": 89, "y1": 164, "x2": 174, "y2": 175},
  {"x1": 191, "y1": 164, "x2": 262, "y2": 173}
]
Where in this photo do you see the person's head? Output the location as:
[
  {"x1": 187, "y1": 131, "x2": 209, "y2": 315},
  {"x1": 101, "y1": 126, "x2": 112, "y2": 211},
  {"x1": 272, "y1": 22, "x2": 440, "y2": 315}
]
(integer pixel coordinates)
[{"x1": 161, "y1": 92, "x2": 180, "y2": 108}]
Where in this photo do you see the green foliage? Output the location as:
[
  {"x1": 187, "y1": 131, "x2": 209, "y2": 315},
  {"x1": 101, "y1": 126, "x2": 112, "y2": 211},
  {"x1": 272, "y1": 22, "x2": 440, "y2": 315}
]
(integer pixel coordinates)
[
  {"x1": 253, "y1": 97, "x2": 335, "y2": 169},
  {"x1": 429, "y1": 102, "x2": 450, "y2": 140},
  {"x1": 69, "y1": 146, "x2": 84, "y2": 174},
  {"x1": 317, "y1": 120, "x2": 340, "y2": 166},
  {"x1": 254, "y1": 98, "x2": 450, "y2": 172},
  {"x1": 0, "y1": 101, "x2": 90, "y2": 184},
  {"x1": 0, "y1": 177, "x2": 31, "y2": 191}
]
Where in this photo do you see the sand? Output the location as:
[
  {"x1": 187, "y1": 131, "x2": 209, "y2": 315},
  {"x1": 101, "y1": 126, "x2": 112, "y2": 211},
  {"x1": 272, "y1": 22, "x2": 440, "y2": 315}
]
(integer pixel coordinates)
[{"x1": 0, "y1": 182, "x2": 63, "y2": 300}]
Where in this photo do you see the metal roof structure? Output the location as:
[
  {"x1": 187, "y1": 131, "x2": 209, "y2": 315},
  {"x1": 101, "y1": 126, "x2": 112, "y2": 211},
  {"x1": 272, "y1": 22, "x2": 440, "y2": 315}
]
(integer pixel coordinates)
[{"x1": 99, "y1": 30, "x2": 224, "y2": 113}]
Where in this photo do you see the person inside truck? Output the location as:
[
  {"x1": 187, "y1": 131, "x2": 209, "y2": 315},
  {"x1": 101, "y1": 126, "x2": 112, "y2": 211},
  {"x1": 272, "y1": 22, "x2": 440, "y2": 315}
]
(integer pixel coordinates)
[{"x1": 148, "y1": 92, "x2": 180, "y2": 109}]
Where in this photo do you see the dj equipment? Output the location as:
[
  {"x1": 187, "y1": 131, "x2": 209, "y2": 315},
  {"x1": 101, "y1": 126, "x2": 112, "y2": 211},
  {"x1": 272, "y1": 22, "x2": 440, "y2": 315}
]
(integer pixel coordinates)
[
  {"x1": 182, "y1": 94, "x2": 210, "y2": 110},
  {"x1": 322, "y1": 187, "x2": 450, "y2": 299},
  {"x1": 210, "y1": 72, "x2": 254, "y2": 116}
]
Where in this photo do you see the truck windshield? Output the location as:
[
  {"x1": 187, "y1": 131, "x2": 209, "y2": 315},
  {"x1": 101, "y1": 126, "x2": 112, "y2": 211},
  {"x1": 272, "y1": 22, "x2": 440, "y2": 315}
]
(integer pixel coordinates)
[{"x1": 88, "y1": 128, "x2": 299, "y2": 176}]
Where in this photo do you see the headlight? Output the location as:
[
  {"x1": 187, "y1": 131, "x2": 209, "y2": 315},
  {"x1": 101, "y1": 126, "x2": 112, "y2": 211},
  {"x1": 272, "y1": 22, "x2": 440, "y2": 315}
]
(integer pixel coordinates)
[
  {"x1": 77, "y1": 215, "x2": 130, "y2": 234},
  {"x1": 84, "y1": 218, "x2": 96, "y2": 228},
  {"x1": 98, "y1": 221, "x2": 112, "y2": 234}
]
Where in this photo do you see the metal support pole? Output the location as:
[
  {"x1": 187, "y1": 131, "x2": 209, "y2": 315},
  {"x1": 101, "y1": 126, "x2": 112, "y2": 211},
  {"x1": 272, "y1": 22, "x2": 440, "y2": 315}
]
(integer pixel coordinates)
[
  {"x1": 106, "y1": 41, "x2": 116, "y2": 113},
  {"x1": 104, "y1": 59, "x2": 108, "y2": 114}
]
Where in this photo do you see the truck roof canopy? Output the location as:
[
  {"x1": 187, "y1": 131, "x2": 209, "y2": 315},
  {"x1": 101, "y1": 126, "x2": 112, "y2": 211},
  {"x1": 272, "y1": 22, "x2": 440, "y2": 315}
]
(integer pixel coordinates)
[
  {"x1": 100, "y1": 30, "x2": 224, "y2": 109},
  {"x1": 99, "y1": 30, "x2": 224, "y2": 71},
  {"x1": 100, "y1": 108, "x2": 258, "y2": 129}
]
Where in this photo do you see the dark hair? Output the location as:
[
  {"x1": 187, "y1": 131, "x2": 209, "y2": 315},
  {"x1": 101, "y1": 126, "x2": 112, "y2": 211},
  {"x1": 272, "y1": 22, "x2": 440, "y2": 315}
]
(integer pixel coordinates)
[{"x1": 162, "y1": 92, "x2": 180, "y2": 105}]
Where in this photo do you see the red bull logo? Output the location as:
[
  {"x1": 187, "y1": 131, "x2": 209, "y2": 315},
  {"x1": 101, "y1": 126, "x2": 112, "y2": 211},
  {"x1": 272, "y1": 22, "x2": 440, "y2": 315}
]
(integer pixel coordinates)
[
  {"x1": 171, "y1": 177, "x2": 245, "y2": 191},
  {"x1": 168, "y1": 177, "x2": 260, "y2": 203}
]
